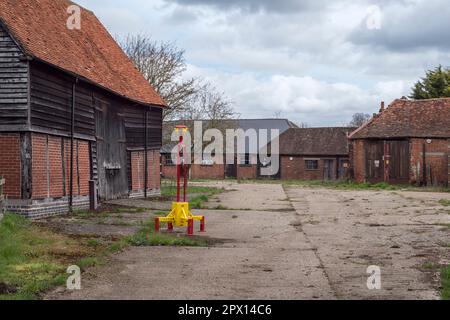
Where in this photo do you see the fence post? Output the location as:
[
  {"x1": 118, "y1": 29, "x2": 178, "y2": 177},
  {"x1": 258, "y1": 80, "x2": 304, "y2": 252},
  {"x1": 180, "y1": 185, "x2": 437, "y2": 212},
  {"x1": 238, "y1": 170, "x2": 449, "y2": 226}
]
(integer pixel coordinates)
[{"x1": 89, "y1": 180, "x2": 98, "y2": 211}]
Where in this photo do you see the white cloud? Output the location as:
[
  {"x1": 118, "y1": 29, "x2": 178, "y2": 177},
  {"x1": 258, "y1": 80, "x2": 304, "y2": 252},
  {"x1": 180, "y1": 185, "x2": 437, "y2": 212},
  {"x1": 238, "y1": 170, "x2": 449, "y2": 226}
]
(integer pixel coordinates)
[
  {"x1": 186, "y1": 65, "x2": 409, "y2": 126},
  {"x1": 76, "y1": 0, "x2": 449, "y2": 126}
]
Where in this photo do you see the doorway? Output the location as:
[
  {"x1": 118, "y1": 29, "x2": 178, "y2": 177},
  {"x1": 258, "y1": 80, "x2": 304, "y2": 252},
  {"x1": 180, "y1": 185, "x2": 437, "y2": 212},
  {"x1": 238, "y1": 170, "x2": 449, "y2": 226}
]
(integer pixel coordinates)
[{"x1": 323, "y1": 159, "x2": 335, "y2": 181}]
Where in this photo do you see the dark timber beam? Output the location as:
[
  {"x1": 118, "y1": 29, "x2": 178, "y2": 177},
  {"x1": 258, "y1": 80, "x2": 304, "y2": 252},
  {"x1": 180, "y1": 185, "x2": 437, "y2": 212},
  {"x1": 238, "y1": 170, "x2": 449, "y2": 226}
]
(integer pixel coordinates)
[
  {"x1": 69, "y1": 78, "x2": 78, "y2": 212},
  {"x1": 144, "y1": 109, "x2": 148, "y2": 198}
]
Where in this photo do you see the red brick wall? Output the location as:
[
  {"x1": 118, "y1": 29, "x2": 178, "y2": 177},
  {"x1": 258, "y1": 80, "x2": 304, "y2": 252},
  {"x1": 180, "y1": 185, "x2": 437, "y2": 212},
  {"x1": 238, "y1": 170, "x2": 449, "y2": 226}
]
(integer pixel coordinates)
[
  {"x1": 48, "y1": 136, "x2": 64, "y2": 197},
  {"x1": 131, "y1": 151, "x2": 144, "y2": 190},
  {"x1": 0, "y1": 133, "x2": 21, "y2": 198},
  {"x1": 161, "y1": 154, "x2": 177, "y2": 179},
  {"x1": 147, "y1": 150, "x2": 160, "y2": 190},
  {"x1": 410, "y1": 138, "x2": 448, "y2": 186},
  {"x1": 130, "y1": 150, "x2": 160, "y2": 191},
  {"x1": 281, "y1": 156, "x2": 325, "y2": 180},
  {"x1": 237, "y1": 165, "x2": 257, "y2": 179},
  {"x1": 351, "y1": 140, "x2": 366, "y2": 183},
  {"x1": 77, "y1": 140, "x2": 90, "y2": 196},
  {"x1": 32, "y1": 134, "x2": 49, "y2": 198},
  {"x1": 191, "y1": 164, "x2": 225, "y2": 179},
  {"x1": 32, "y1": 133, "x2": 90, "y2": 199}
]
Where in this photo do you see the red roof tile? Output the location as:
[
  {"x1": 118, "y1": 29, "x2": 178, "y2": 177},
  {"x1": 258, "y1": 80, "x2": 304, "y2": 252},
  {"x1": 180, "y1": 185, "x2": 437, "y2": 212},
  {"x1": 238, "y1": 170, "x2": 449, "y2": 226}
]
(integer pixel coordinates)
[
  {"x1": 0, "y1": 0, "x2": 166, "y2": 107},
  {"x1": 350, "y1": 98, "x2": 450, "y2": 139}
]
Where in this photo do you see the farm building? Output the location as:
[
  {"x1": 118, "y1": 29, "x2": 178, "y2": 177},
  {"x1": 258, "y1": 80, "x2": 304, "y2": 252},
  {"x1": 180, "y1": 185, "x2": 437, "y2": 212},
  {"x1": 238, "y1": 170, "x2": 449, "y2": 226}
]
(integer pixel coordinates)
[
  {"x1": 0, "y1": 0, "x2": 165, "y2": 218},
  {"x1": 349, "y1": 99, "x2": 450, "y2": 186},
  {"x1": 276, "y1": 127, "x2": 354, "y2": 180},
  {"x1": 161, "y1": 119, "x2": 297, "y2": 180}
]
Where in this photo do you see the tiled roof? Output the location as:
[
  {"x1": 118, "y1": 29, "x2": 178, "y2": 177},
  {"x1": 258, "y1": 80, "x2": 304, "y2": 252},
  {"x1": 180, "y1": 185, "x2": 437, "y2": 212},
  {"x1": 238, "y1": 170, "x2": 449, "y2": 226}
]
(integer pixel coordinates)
[
  {"x1": 278, "y1": 127, "x2": 354, "y2": 156},
  {"x1": 349, "y1": 98, "x2": 450, "y2": 139},
  {"x1": 160, "y1": 142, "x2": 178, "y2": 154},
  {"x1": 0, "y1": 0, "x2": 166, "y2": 107},
  {"x1": 162, "y1": 118, "x2": 298, "y2": 145}
]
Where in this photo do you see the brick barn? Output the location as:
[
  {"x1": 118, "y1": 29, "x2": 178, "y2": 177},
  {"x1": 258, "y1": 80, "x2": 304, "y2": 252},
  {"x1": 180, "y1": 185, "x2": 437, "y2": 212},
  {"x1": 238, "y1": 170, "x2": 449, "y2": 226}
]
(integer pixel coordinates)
[
  {"x1": 0, "y1": 0, "x2": 165, "y2": 217},
  {"x1": 277, "y1": 127, "x2": 353, "y2": 180},
  {"x1": 349, "y1": 99, "x2": 450, "y2": 186},
  {"x1": 161, "y1": 119, "x2": 297, "y2": 180}
]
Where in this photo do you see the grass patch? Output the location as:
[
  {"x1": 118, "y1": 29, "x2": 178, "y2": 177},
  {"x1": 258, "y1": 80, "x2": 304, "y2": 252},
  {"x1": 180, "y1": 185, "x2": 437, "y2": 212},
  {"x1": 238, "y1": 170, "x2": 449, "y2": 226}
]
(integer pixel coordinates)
[
  {"x1": 75, "y1": 257, "x2": 100, "y2": 271},
  {"x1": 72, "y1": 206, "x2": 148, "y2": 219},
  {"x1": 191, "y1": 195, "x2": 209, "y2": 209},
  {"x1": 213, "y1": 204, "x2": 229, "y2": 210},
  {"x1": 280, "y1": 180, "x2": 450, "y2": 193},
  {"x1": 422, "y1": 261, "x2": 435, "y2": 269},
  {"x1": 86, "y1": 239, "x2": 101, "y2": 247},
  {"x1": 161, "y1": 182, "x2": 225, "y2": 197},
  {"x1": 125, "y1": 219, "x2": 207, "y2": 247},
  {"x1": 160, "y1": 182, "x2": 226, "y2": 209},
  {"x1": 441, "y1": 265, "x2": 450, "y2": 300},
  {"x1": 0, "y1": 212, "x2": 207, "y2": 300},
  {"x1": 0, "y1": 214, "x2": 93, "y2": 300},
  {"x1": 106, "y1": 239, "x2": 129, "y2": 254},
  {"x1": 439, "y1": 199, "x2": 450, "y2": 207},
  {"x1": 153, "y1": 210, "x2": 168, "y2": 216},
  {"x1": 284, "y1": 180, "x2": 403, "y2": 190}
]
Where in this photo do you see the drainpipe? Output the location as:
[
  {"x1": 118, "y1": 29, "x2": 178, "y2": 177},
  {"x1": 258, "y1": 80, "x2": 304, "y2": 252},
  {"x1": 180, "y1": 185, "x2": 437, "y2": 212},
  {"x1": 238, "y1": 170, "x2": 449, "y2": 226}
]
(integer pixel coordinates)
[
  {"x1": 144, "y1": 109, "x2": 148, "y2": 198},
  {"x1": 422, "y1": 143, "x2": 426, "y2": 186},
  {"x1": 69, "y1": 78, "x2": 78, "y2": 212}
]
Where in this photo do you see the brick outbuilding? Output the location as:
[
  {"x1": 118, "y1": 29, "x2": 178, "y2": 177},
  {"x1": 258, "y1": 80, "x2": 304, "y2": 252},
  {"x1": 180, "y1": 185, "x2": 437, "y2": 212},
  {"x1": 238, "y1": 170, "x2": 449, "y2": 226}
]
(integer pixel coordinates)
[
  {"x1": 277, "y1": 127, "x2": 353, "y2": 180},
  {"x1": 349, "y1": 99, "x2": 450, "y2": 186},
  {"x1": 161, "y1": 119, "x2": 297, "y2": 180}
]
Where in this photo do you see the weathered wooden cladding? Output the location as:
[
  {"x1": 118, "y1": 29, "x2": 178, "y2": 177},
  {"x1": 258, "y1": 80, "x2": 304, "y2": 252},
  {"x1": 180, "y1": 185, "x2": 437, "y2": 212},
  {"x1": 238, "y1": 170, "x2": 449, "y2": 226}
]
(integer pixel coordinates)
[
  {"x1": 30, "y1": 62, "x2": 95, "y2": 138},
  {"x1": 29, "y1": 60, "x2": 163, "y2": 148},
  {"x1": 123, "y1": 106, "x2": 162, "y2": 150},
  {"x1": 0, "y1": 23, "x2": 28, "y2": 126}
]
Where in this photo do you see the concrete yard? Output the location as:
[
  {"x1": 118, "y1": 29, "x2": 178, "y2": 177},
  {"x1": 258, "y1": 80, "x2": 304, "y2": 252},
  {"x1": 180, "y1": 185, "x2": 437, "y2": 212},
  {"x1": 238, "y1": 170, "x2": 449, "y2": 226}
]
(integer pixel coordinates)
[{"x1": 47, "y1": 182, "x2": 450, "y2": 300}]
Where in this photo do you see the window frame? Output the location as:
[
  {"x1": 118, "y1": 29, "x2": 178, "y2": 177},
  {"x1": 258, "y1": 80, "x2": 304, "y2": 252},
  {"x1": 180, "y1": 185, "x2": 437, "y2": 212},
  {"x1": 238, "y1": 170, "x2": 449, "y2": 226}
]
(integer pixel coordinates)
[
  {"x1": 165, "y1": 155, "x2": 175, "y2": 166},
  {"x1": 304, "y1": 159, "x2": 319, "y2": 171}
]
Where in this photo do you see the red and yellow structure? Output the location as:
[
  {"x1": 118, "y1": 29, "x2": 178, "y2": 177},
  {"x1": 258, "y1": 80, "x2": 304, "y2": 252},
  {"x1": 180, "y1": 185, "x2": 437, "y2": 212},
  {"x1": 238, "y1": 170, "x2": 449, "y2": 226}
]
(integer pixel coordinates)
[{"x1": 155, "y1": 125, "x2": 205, "y2": 235}]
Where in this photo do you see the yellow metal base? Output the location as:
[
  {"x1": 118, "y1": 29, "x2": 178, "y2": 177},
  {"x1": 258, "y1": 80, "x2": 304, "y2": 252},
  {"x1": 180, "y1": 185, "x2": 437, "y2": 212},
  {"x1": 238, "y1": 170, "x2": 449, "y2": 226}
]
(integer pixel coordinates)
[{"x1": 158, "y1": 202, "x2": 203, "y2": 227}]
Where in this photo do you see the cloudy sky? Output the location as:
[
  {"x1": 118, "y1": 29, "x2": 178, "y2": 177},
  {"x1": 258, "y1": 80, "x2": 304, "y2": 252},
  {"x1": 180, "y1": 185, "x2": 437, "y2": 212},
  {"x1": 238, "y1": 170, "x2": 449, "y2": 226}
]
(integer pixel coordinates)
[{"x1": 77, "y1": 0, "x2": 449, "y2": 126}]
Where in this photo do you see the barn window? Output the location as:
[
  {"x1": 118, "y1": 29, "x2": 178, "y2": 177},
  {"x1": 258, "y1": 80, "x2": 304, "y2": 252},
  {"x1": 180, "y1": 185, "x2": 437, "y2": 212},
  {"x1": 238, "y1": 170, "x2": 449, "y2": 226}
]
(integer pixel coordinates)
[
  {"x1": 305, "y1": 160, "x2": 319, "y2": 170},
  {"x1": 165, "y1": 155, "x2": 174, "y2": 166}
]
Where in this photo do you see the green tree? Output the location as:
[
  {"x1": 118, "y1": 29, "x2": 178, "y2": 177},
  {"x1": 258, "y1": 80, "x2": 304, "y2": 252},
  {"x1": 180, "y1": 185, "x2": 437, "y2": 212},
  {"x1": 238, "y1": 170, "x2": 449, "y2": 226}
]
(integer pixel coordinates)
[{"x1": 410, "y1": 65, "x2": 450, "y2": 99}]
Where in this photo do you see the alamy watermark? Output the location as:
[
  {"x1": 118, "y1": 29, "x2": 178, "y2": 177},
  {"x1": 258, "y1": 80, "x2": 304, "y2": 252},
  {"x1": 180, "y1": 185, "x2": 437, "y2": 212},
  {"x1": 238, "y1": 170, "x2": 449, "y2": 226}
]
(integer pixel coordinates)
[
  {"x1": 366, "y1": 5, "x2": 382, "y2": 30},
  {"x1": 169, "y1": 121, "x2": 280, "y2": 176},
  {"x1": 67, "y1": 4, "x2": 81, "y2": 30},
  {"x1": 66, "y1": 265, "x2": 81, "y2": 290},
  {"x1": 366, "y1": 265, "x2": 381, "y2": 290}
]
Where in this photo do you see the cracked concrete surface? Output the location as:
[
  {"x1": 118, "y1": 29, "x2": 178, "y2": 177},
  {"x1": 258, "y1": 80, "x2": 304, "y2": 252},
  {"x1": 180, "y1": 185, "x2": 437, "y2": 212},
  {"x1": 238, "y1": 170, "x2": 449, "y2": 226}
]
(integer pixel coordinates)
[
  {"x1": 46, "y1": 182, "x2": 450, "y2": 300},
  {"x1": 285, "y1": 186, "x2": 450, "y2": 299}
]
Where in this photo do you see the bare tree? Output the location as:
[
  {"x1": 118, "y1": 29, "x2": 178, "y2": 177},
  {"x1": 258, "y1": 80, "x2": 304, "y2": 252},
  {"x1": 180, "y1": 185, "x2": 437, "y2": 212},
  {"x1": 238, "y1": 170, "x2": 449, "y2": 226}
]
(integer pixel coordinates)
[
  {"x1": 120, "y1": 34, "x2": 197, "y2": 120},
  {"x1": 180, "y1": 82, "x2": 238, "y2": 125},
  {"x1": 348, "y1": 113, "x2": 371, "y2": 127},
  {"x1": 273, "y1": 111, "x2": 282, "y2": 119},
  {"x1": 298, "y1": 122, "x2": 309, "y2": 128},
  {"x1": 197, "y1": 83, "x2": 236, "y2": 121}
]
